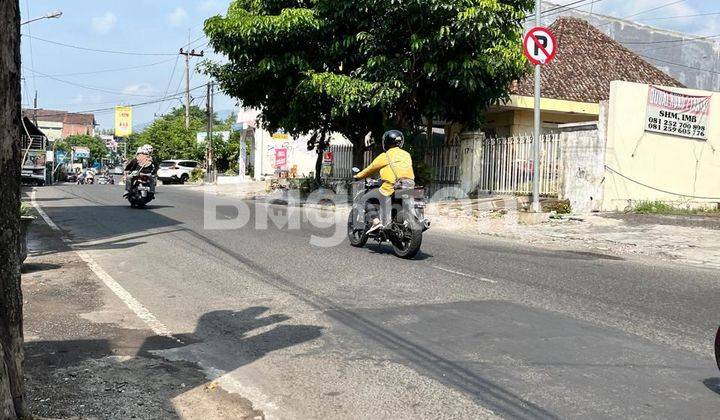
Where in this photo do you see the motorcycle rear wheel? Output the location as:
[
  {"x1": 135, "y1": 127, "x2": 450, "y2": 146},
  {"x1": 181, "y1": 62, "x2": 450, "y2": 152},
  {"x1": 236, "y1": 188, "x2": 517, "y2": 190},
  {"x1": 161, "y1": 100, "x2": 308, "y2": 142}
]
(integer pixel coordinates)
[
  {"x1": 715, "y1": 326, "x2": 720, "y2": 371},
  {"x1": 347, "y1": 210, "x2": 368, "y2": 247},
  {"x1": 391, "y1": 210, "x2": 423, "y2": 259}
]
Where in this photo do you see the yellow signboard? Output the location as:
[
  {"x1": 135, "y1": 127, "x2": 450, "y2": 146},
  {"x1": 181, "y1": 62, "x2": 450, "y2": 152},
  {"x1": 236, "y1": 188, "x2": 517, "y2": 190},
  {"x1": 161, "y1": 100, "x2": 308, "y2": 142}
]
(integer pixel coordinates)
[{"x1": 114, "y1": 106, "x2": 132, "y2": 137}]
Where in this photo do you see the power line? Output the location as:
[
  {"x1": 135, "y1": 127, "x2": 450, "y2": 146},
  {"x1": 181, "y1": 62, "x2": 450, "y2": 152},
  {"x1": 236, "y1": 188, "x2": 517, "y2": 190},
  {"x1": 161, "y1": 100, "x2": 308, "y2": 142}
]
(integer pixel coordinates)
[
  {"x1": 29, "y1": 57, "x2": 178, "y2": 78},
  {"x1": 621, "y1": 0, "x2": 687, "y2": 20},
  {"x1": 527, "y1": 0, "x2": 605, "y2": 22},
  {"x1": 21, "y1": 34, "x2": 195, "y2": 56},
  {"x1": 22, "y1": 66, "x2": 166, "y2": 97},
  {"x1": 621, "y1": 32, "x2": 720, "y2": 45},
  {"x1": 156, "y1": 55, "x2": 181, "y2": 115},
  {"x1": 28, "y1": 84, "x2": 208, "y2": 118},
  {"x1": 639, "y1": 54, "x2": 720, "y2": 75},
  {"x1": 637, "y1": 11, "x2": 720, "y2": 22},
  {"x1": 605, "y1": 165, "x2": 720, "y2": 200}
]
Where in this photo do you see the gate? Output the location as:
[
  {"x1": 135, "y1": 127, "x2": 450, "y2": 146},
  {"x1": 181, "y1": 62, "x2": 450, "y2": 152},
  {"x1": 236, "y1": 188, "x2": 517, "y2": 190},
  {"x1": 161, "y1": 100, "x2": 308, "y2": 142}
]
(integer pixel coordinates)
[
  {"x1": 422, "y1": 133, "x2": 461, "y2": 197},
  {"x1": 478, "y1": 134, "x2": 561, "y2": 195}
]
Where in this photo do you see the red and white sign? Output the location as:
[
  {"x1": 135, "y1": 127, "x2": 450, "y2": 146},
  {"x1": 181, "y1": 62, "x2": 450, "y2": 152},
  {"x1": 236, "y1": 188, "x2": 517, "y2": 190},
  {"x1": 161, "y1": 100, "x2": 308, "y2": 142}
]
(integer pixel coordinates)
[
  {"x1": 274, "y1": 148, "x2": 287, "y2": 168},
  {"x1": 523, "y1": 26, "x2": 557, "y2": 65},
  {"x1": 322, "y1": 151, "x2": 334, "y2": 164}
]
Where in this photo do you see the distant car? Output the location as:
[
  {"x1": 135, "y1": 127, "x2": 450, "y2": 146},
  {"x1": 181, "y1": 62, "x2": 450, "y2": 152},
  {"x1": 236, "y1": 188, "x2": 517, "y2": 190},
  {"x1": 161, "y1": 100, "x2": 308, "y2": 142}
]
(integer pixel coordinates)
[
  {"x1": 66, "y1": 173, "x2": 78, "y2": 183},
  {"x1": 157, "y1": 159, "x2": 198, "y2": 184},
  {"x1": 97, "y1": 174, "x2": 114, "y2": 185}
]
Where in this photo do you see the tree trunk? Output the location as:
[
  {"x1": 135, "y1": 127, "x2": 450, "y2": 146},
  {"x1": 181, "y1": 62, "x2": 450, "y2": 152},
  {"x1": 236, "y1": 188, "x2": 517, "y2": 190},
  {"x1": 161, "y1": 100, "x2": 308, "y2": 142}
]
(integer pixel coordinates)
[
  {"x1": 0, "y1": 1, "x2": 26, "y2": 418},
  {"x1": 314, "y1": 132, "x2": 326, "y2": 185},
  {"x1": 351, "y1": 134, "x2": 366, "y2": 169}
]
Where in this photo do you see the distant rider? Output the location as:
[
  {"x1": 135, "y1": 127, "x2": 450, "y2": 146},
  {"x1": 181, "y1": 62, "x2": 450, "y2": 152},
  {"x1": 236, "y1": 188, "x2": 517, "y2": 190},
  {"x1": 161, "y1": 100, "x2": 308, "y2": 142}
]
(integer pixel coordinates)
[
  {"x1": 124, "y1": 144, "x2": 157, "y2": 193},
  {"x1": 353, "y1": 130, "x2": 415, "y2": 233}
]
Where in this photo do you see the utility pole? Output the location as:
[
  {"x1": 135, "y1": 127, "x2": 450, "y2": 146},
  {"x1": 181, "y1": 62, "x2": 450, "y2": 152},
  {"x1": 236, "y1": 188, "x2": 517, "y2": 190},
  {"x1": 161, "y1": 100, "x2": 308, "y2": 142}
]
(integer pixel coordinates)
[
  {"x1": 179, "y1": 48, "x2": 204, "y2": 129},
  {"x1": 531, "y1": 0, "x2": 542, "y2": 213},
  {"x1": 206, "y1": 81, "x2": 215, "y2": 179},
  {"x1": 33, "y1": 90, "x2": 37, "y2": 126}
]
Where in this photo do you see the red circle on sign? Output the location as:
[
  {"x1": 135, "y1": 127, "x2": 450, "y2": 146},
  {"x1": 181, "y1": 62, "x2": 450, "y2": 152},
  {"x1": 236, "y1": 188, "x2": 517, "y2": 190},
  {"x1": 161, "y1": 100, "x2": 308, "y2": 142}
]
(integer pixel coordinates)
[{"x1": 523, "y1": 26, "x2": 557, "y2": 66}]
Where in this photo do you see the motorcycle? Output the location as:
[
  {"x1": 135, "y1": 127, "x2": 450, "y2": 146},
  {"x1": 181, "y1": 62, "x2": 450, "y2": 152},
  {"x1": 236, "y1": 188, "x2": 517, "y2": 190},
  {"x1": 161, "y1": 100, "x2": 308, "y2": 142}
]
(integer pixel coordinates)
[
  {"x1": 124, "y1": 170, "x2": 155, "y2": 208},
  {"x1": 347, "y1": 168, "x2": 430, "y2": 259}
]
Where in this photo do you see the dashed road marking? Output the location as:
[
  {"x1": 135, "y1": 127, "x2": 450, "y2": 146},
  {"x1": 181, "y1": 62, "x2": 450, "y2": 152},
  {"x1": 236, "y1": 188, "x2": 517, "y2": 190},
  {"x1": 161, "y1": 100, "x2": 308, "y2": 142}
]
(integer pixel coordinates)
[
  {"x1": 30, "y1": 189, "x2": 182, "y2": 343},
  {"x1": 431, "y1": 265, "x2": 498, "y2": 284}
]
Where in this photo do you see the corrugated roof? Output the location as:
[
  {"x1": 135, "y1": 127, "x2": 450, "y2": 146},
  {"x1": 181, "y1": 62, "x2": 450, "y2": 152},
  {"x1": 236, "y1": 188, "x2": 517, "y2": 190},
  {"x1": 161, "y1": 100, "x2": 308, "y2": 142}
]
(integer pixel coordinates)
[{"x1": 511, "y1": 17, "x2": 683, "y2": 103}]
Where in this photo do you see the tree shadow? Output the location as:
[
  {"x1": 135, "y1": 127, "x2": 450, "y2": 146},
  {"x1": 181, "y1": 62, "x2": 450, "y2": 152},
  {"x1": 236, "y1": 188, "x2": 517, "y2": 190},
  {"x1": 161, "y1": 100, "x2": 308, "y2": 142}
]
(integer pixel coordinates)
[
  {"x1": 21, "y1": 263, "x2": 61, "y2": 274},
  {"x1": 25, "y1": 307, "x2": 322, "y2": 418}
]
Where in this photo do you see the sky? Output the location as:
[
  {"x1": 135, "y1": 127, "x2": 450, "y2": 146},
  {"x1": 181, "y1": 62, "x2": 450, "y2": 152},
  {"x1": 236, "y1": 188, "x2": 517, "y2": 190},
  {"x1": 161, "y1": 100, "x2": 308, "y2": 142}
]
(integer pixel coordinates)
[
  {"x1": 20, "y1": 0, "x2": 720, "y2": 132},
  {"x1": 20, "y1": 0, "x2": 235, "y2": 131}
]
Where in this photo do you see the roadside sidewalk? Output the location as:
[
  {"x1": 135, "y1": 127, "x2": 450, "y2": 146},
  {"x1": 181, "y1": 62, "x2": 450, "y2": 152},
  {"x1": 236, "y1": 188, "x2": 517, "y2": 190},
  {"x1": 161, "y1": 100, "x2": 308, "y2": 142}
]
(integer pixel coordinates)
[{"x1": 22, "y1": 212, "x2": 262, "y2": 419}]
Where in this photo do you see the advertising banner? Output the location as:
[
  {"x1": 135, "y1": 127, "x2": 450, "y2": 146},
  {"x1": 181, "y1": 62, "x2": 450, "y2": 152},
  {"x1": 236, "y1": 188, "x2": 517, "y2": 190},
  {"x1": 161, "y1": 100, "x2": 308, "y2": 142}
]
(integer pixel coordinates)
[
  {"x1": 115, "y1": 106, "x2": 133, "y2": 137},
  {"x1": 274, "y1": 148, "x2": 287, "y2": 169},
  {"x1": 645, "y1": 86, "x2": 710, "y2": 140}
]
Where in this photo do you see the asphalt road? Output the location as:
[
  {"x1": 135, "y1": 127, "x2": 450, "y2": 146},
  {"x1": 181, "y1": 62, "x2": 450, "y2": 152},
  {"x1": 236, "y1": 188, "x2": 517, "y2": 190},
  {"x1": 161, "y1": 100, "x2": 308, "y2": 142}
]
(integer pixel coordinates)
[{"x1": 31, "y1": 184, "x2": 720, "y2": 419}]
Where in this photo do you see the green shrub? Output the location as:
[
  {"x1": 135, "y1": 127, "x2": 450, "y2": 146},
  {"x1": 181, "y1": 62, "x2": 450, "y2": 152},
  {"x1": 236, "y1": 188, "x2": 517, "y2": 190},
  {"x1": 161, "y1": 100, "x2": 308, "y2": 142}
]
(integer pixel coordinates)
[
  {"x1": 190, "y1": 167, "x2": 206, "y2": 183},
  {"x1": 633, "y1": 201, "x2": 675, "y2": 214},
  {"x1": 20, "y1": 203, "x2": 31, "y2": 217},
  {"x1": 633, "y1": 200, "x2": 720, "y2": 215},
  {"x1": 543, "y1": 199, "x2": 571, "y2": 214}
]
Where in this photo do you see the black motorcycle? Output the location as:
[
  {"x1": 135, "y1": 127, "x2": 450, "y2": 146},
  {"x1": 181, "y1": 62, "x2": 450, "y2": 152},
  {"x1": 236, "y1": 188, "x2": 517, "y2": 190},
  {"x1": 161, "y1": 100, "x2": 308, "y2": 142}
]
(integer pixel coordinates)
[
  {"x1": 125, "y1": 171, "x2": 155, "y2": 208},
  {"x1": 347, "y1": 171, "x2": 430, "y2": 259}
]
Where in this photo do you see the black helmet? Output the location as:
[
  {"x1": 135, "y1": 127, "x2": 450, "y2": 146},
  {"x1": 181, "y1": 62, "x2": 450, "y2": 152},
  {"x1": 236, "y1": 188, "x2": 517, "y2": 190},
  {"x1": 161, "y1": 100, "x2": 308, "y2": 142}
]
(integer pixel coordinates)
[{"x1": 382, "y1": 130, "x2": 404, "y2": 150}]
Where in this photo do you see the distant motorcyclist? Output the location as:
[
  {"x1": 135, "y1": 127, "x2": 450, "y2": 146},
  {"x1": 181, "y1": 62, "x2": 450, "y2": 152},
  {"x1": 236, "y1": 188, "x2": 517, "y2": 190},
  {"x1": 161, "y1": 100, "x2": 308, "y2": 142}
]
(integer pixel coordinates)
[
  {"x1": 353, "y1": 130, "x2": 415, "y2": 233},
  {"x1": 124, "y1": 144, "x2": 157, "y2": 193}
]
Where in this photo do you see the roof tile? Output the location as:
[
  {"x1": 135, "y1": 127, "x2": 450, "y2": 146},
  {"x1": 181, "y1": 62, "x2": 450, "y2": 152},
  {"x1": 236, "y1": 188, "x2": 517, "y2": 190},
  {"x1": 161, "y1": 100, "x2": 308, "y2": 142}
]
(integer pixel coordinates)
[{"x1": 512, "y1": 17, "x2": 683, "y2": 103}]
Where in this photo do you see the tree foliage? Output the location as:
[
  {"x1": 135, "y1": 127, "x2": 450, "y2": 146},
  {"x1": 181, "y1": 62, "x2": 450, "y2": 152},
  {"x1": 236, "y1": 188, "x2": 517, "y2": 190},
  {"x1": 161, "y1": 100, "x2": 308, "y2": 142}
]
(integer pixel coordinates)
[
  {"x1": 128, "y1": 106, "x2": 210, "y2": 163},
  {"x1": 55, "y1": 134, "x2": 109, "y2": 164},
  {"x1": 204, "y1": 0, "x2": 533, "y2": 145}
]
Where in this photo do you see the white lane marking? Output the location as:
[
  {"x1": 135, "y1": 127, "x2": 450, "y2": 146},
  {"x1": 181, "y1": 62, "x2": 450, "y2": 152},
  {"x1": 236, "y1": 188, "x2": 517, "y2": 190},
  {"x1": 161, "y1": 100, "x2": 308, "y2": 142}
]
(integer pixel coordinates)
[
  {"x1": 30, "y1": 190, "x2": 182, "y2": 343},
  {"x1": 431, "y1": 265, "x2": 497, "y2": 284}
]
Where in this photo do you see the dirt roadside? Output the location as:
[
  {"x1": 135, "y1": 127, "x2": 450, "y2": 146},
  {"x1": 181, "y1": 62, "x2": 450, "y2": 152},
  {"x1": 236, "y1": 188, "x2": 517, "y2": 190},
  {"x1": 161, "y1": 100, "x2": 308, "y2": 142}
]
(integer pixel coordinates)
[{"x1": 22, "y1": 213, "x2": 262, "y2": 419}]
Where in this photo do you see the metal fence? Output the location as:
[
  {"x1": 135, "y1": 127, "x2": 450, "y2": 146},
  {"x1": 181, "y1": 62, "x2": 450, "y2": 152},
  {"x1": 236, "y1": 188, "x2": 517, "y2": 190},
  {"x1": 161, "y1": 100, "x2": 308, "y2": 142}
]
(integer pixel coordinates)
[
  {"x1": 421, "y1": 133, "x2": 461, "y2": 197},
  {"x1": 324, "y1": 132, "x2": 562, "y2": 197},
  {"x1": 327, "y1": 144, "x2": 354, "y2": 180},
  {"x1": 478, "y1": 134, "x2": 561, "y2": 196}
]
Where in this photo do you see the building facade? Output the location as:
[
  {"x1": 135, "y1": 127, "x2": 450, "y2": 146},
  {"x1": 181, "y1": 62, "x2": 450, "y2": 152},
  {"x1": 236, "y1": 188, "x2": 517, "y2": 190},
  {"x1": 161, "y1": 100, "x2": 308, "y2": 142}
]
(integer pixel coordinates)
[{"x1": 22, "y1": 109, "x2": 96, "y2": 139}]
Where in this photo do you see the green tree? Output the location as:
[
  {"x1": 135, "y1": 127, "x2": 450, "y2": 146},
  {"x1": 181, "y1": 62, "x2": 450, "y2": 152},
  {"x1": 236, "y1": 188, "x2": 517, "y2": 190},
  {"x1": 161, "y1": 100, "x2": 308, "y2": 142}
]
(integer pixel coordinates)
[
  {"x1": 128, "y1": 106, "x2": 218, "y2": 163},
  {"x1": 55, "y1": 134, "x2": 109, "y2": 164},
  {"x1": 204, "y1": 0, "x2": 533, "y2": 168}
]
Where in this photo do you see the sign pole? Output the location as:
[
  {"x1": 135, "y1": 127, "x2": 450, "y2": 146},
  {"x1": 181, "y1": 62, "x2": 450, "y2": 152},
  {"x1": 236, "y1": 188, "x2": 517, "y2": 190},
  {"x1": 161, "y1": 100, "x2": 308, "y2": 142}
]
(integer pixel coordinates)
[{"x1": 532, "y1": 0, "x2": 541, "y2": 213}]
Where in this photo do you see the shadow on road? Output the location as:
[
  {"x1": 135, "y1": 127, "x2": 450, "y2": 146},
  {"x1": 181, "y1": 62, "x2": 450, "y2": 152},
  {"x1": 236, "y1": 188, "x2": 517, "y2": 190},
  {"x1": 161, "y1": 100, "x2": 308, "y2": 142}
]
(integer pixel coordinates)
[
  {"x1": 366, "y1": 243, "x2": 433, "y2": 260},
  {"x1": 26, "y1": 307, "x2": 322, "y2": 418},
  {"x1": 703, "y1": 378, "x2": 720, "y2": 396}
]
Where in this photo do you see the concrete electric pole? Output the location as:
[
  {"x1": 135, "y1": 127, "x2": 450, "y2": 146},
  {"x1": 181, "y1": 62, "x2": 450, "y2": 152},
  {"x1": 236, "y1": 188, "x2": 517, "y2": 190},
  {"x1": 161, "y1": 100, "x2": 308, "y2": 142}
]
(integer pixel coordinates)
[
  {"x1": 532, "y1": 0, "x2": 542, "y2": 213},
  {"x1": 179, "y1": 48, "x2": 204, "y2": 129},
  {"x1": 206, "y1": 81, "x2": 215, "y2": 179}
]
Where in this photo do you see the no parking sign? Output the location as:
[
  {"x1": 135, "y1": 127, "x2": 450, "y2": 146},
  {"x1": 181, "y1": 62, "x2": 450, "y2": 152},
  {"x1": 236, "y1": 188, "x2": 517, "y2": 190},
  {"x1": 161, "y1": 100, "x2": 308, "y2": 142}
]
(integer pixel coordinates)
[{"x1": 523, "y1": 26, "x2": 557, "y2": 65}]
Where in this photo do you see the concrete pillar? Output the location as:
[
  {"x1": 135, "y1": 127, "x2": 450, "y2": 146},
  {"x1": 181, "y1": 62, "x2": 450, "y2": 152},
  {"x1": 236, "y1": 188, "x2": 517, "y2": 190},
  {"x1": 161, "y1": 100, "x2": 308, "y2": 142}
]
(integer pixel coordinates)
[{"x1": 459, "y1": 131, "x2": 485, "y2": 194}]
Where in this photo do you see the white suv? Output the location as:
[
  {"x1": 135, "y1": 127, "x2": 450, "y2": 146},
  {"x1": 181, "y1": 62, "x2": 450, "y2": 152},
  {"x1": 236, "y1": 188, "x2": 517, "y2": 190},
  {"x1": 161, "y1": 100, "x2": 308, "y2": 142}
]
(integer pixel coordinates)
[{"x1": 157, "y1": 160, "x2": 199, "y2": 184}]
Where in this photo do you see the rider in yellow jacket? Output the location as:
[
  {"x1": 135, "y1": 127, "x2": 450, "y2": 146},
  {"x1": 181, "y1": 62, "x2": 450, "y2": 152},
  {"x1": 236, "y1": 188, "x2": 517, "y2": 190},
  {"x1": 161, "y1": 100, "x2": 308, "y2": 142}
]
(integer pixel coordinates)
[{"x1": 354, "y1": 130, "x2": 415, "y2": 233}]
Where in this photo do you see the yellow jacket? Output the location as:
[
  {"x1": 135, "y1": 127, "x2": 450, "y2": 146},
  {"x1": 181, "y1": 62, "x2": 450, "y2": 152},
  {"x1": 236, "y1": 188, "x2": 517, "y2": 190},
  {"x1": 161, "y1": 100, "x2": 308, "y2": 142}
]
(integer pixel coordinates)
[{"x1": 354, "y1": 147, "x2": 414, "y2": 196}]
